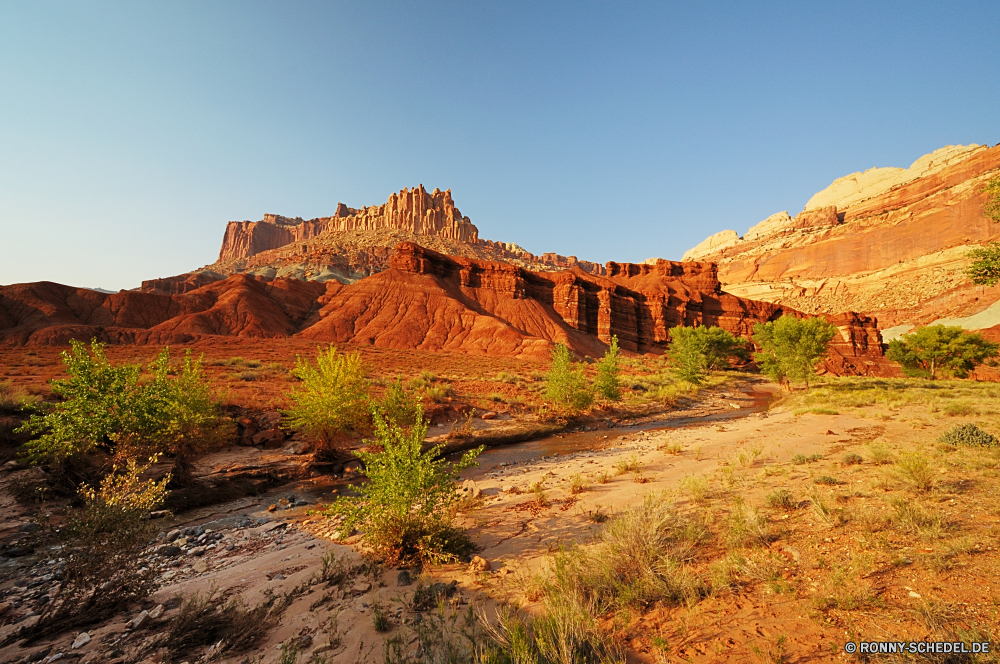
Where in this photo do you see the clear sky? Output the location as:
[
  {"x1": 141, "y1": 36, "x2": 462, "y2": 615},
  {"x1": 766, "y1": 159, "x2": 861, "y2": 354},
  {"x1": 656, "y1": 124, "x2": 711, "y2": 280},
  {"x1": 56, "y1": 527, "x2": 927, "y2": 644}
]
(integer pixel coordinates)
[{"x1": 2, "y1": 1, "x2": 998, "y2": 290}]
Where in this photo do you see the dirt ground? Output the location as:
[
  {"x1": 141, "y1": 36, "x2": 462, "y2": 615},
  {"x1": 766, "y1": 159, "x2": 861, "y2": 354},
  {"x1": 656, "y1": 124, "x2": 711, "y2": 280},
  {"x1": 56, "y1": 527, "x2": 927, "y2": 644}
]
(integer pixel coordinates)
[{"x1": 2, "y1": 345, "x2": 1000, "y2": 664}]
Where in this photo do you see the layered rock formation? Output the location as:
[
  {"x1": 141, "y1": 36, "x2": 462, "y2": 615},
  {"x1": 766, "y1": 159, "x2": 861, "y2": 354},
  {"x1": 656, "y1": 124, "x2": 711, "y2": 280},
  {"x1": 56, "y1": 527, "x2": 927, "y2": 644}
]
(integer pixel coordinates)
[
  {"x1": 2, "y1": 242, "x2": 890, "y2": 375},
  {"x1": 683, "y1": 143, "x2": 1000, "y2": 337},
  {"x1": 217, "y1": 186, "x2": 477, "y2": 262}
]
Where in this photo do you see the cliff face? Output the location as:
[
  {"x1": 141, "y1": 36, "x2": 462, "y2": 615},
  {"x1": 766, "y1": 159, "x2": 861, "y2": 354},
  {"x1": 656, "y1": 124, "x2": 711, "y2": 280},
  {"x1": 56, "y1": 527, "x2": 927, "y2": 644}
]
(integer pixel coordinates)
[
  {"x1": 217, "y1": 185, "x2": 478, "y2": 262},
  {"x1": 2, "y1": 243, "x2": 888, "y2": 375},
  {"x1": 683, "y1": 143, "x2": 1000, "y2": 336}
]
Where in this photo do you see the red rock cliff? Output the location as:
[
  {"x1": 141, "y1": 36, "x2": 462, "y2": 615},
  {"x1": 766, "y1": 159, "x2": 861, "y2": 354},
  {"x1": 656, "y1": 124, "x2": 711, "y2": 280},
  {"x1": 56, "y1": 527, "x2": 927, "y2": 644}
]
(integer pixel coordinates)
[{"x1": 217, "y1": 185, "x2": 478, "y2": 262}]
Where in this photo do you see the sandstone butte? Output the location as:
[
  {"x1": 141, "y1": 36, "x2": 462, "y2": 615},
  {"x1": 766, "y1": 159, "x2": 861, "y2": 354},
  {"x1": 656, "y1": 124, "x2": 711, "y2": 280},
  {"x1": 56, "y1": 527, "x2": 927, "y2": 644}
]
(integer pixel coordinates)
[
  {"x1": 0, "y1": 242, "x2": 889, "y2": 376},
  {"x1": 141, "y1": 184, "x2": 606, "y2": 295},
  {"x1": 683, "y1": 143, "x2": 1000, "y2": 342}
]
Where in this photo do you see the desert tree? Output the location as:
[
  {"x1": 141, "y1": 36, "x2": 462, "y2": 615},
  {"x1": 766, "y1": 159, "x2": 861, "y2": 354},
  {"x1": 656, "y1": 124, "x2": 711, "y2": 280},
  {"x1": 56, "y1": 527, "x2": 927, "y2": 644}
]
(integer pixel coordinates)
[
  {"x1": 593, "y1": 335, "x2": 623, "y2": 401},
  {"x1": 544, "y1": 344, "x2": 594, "y2": 410},
  {"x1": 285, "y1": 345, "x2": 371, "y2": 444},
  {"x1": 752, "y1": 315, "x2": 838, "y2": 389},
  {"x1": 886, "y1": 324, "x2": 999, "y2": 379}
]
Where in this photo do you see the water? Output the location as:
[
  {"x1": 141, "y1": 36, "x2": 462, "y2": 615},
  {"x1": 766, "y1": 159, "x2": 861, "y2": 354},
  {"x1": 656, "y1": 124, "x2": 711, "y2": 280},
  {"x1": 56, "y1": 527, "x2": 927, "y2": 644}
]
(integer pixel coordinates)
[{"x1": 459, "y1": 383, "x2": 776, "y2": 480}]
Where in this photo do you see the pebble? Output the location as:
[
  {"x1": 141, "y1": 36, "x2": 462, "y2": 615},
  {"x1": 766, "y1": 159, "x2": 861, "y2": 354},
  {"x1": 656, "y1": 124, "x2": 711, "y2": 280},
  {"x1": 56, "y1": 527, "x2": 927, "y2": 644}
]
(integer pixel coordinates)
[
  {"x1": 71, "y1": 633, "x2": 91, "y2": 650},
  {"x1": 397, "y1": 570, "x2": 412, "y2": 587}
]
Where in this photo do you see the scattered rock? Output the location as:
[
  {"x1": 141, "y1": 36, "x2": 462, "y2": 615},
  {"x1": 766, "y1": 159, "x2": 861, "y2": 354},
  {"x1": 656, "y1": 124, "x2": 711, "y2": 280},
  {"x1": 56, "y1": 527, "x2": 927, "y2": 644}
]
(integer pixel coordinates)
[
  {"x1": 165, "y1": 529, "x2": 181, "y2": 542},
  {"x1": 157, "y1": 546, "x2": 182, "y2": 557},
  {"x1": 26, "y1": 647, "x2": 52, "y2": 662},
  {"x1": 480, "y1": 411, "x2": 497, "y2": 420},
  {"x1": 190, "y1": 547, "x2": 207, "y2": 557},
  {"x1": 397, "y1": 570, "x2": 412, "y2": 587},
  {"x1": 908, "y1": 591, "x2": 922, "y2": 598},
  {"x1": 149, "y1": 510, "x2": 169, "y2": 519},
  {"x1": 295, "y1": 634, "x2": 313, "y2": 649},
  {"x1": 192, "y1": 560, "x2": 208, "y2": 574},
  {"x1": 468, "y1": 556, "x2": 490, "y2": 573},
  {"x1": 4, "y1": 546, "x2": 34, "y2": 557},
  {"x1": 461, "y1": 480, "x2": 481, "y2": 500},
  {"x1": 0, "y1": 602, "x2": 9, "y2": 615},
  {"x1": 272, "y1": 573, "x2": 286, "y2": 581},
  {"x1": 351, "y1": 580, "x2": 372, "y2": 595},
  {"x1": 129, "y1": 610, "x2": 150, "y2": 630},
  {"x1": 149, "y1": 604, "x2": 164, "y2": 620},
  {"x1": 19, "y1": 523, "x2": 40, "y2": 533}
]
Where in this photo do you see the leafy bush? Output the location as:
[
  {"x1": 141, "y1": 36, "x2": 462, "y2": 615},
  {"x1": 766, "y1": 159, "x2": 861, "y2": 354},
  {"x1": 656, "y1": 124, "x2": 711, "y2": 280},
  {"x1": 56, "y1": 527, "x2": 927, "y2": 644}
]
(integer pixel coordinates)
[
  {"x1": 752, "y1": 315, "x2": 838, "y2": 389},
  {"x1": 886, "y1": 325, "x2": 999, "y2": 379},
  {"x1": 665, "y1": 326, "x2": 708, "y2": 385},
  {"x1": 842, "y1": 452, "x2": 863, "y2": 466},
  {"x1": 17, "y1": 341, "x2": 224, "y2": 472},
  {"x1": 543, "y1": 344, "x2": 593, "y2": 410},
  {"x1": 593, "y1": 335, "x2": 623, "y2": 401},
  {"x1": 25, "y1": 456, "x2": 169, "y2": 638},
  {"x1": 285, "y1": 345, "x2": 371, "y2": 442},
  {"x1": 665, "y1": 326, "x2": 750, "y2": 385},
  {"x1": 0, "y1": 380, "x2": 36, "y2": 414},
  {"x1": 938, "y1": 423, "x2": 998, "y2": 448},
  {"x1": 379, "y1": 376, "x2": 421, "y2": 427},
  {"x1": 966, "y1": 241, "x2": 1000, "y2": 287},
  {"x1": 323, "y1": 406, "x2": 483, "y2": 565}
]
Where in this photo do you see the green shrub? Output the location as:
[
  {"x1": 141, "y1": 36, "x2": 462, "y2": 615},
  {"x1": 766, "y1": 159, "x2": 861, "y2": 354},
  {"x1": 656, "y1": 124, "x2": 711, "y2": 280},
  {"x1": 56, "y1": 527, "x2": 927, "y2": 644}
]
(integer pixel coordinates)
[
  {"x1": 284, "y1": 346, "x2": 371, "y2": 443},
  {"x1": 766, "y1": 489, "x2": 796, "y2": 509},
  {"x1": 323, "y1": 406, "x2": 483, "y2": 565},
  {"x1": 813, "y1": 475, "x2": 845, "y2": 486},
  {"x1": 842, "y1": 452, "x2": 863, "y2": 466},
  {"x1": 26, "y1": 456, "x2": 170, "y2": 638},
  {"x1": 379, "y1": 375, "x2": 421, "y2": 427},
  {"x1": 886, "y1": 325, "x2": 999, "y2": 379},
  {"x1": 791, "y1": 453, "x2": 823, "y2": 465},
  {"x1": 0, "y1": 380, "x2": 36, "y2": 414},
  {"x1": 17, "y1": 341, "x2": 223, "y2": 470},
  {"x1": 543, "y1": 344, "x2": 593, "y2": 410},
  {"x1": 752, "y1": 315, "x2": 838, "y2": 389},
  {"x1": 665, "y1": 327, "x2": 708, "y2": 385},
  {"x1": 593, "y1": 335, "x2": 623, "y2": 401},
  {"x1": 966, "y1": 241, "x2": 1000, "y2": 287},
  {"x1": 938, "y1": 423, "x2": 998, "y2": 448}
]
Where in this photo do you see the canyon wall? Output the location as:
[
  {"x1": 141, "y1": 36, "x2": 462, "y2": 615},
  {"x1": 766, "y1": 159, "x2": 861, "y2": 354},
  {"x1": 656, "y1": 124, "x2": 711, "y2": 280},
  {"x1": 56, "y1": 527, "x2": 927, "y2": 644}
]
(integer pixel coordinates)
[
  {"x1": 217, "y1": 186, "x2": 478, "y2": 262},
  {"x1": 683, "y1": 143, "x2": 1000, "y2": 336},
  {"x1": 2, "y1": 243, "x2": 889, "y2": 375}
]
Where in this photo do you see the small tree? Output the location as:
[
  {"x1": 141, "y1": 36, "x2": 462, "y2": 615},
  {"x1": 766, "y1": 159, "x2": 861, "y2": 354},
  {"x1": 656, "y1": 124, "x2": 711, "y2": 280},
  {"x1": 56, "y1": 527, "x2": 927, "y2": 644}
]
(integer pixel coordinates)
[
  {"x1": 886, "y1": 325, "x2": 999, "y2": 379},
  {"x1": 17, "y1": 341, "x2": 223, "y2": 473},
  {"x1": 665, "y1": 327, "x2": 708, "y2": 385},
  {"x1": 984, "y1": 174, "x2": 1000, "y2": 224},
  {"x1": 700, "y1": 326, "x2": 752, "y2": 369},
  {"x1": 379, "y1": 375, "x2": 421, "y2": 428},
  {"x1": 593, "y1": 336, "x2": 623, "y2": 401},
  {"x1": 965, "y1": 241, "x2": 1000, "y2": 287},
  {"x1": 544, "y1": 344, "x2": 593, "y2": 410},
  {"x1": 285, "y1": 346, "x2": 371, "y2": 442},
  {"x1": 752, "y1": 315, "x2": 838, "y2": 389},
  {"x1": 323, "y1": 406, "x2": 482, "y2": 565}
]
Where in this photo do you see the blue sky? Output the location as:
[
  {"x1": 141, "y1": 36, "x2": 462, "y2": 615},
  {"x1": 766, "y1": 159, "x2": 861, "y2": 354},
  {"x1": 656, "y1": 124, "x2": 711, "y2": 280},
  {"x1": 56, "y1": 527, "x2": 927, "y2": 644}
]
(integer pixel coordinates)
[{"x1": 2, "y1": 1, "x2": 998, "y2": 290}]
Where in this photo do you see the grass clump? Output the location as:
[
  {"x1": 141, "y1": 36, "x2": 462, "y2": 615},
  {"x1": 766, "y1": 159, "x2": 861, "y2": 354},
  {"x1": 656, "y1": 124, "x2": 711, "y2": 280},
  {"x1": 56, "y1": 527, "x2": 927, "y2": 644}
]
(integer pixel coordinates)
[
  {"x1": 791, "y1": 453, "x2": 823, "y2": 465},
  {"x1": 841, "y1": 452, "x2": 863, "y2": 466},
  {"x1": 540, "y1": 493, "x2": 708, "y2": 617},
  {"x1": 614, "y1": 453, "x2": 642, "y2": 476},
  {"x1": 0, "y1": 380, "x2": 36, "y2": 414},
  {"x1": 531, "y1": 481, "x2": 550, "y2": 507},
  {"x1": 813, "y1": 475, "x2": 845, "y2": 486},
  {"x1": 866, "y1": 442, "x2": 894, "y2": 465},
  {"x1": 725, "y1": 498, "x2": 771, "y2": 547},
  {"x1": 938, "y1": 423, "x2": 998, "y2": 448},
  {"x1": 570, "y1": 474, "x2": 589, "y2": 495},
  {"x1": 322, "y1": 405, "x2": 483, "y2": 566},
  {"x1": 894, "y1": 452, "x2": 935, "y2": 492},
  {"x1": 765, "y1": 489, "x2": 796, "y2": 509},
  {"x1": 680, "y1": 475, "x2": 709, "y2": 503}
]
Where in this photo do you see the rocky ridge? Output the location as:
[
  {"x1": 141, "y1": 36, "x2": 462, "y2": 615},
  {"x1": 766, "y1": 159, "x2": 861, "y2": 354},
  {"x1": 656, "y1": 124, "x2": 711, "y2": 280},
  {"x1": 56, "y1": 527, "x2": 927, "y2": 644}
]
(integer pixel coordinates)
[
  {"x1": 682, "y1": 143, "x2": 1000, "y2": 337},
  {"x1": 0, "y1": 242, "x2": 890, "y2": 375}
]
